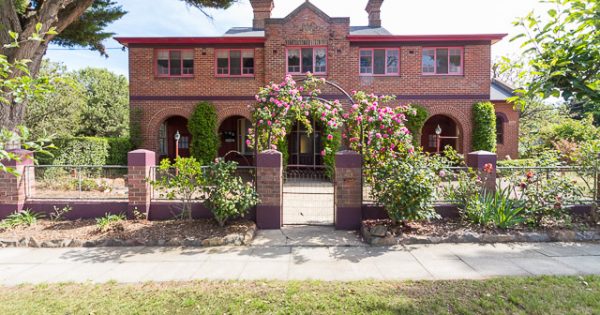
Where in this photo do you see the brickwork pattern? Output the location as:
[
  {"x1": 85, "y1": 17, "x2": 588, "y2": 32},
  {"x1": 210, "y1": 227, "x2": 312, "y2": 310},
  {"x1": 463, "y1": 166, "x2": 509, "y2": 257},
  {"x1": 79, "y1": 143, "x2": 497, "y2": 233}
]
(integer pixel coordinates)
[
  {"x1": 334, "y1": 168, "x2": 362, "y2": 209},
  {"x1": 494, "y1": 101, "x2": 519, "y2": 159}
]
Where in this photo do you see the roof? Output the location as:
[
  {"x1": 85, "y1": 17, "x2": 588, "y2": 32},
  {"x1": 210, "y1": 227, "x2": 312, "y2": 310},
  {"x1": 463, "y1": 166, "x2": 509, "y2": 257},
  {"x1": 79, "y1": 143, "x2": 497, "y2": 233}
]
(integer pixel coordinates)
[
  {"x1": 224, "y1": 27, "x2": 265, "y2": 37},
  {"x1": 347, "y1": 34, "x2": 507, "y2": 44},
  {"x1": 114, "y1": 37, "x2": 265, "y2": 46},
  {"x1": 349, "y1": 26, "x2": 392, "y2": 36},
  {"x1": 491, "y1": 79, "x2": 515, "y2": 101}
]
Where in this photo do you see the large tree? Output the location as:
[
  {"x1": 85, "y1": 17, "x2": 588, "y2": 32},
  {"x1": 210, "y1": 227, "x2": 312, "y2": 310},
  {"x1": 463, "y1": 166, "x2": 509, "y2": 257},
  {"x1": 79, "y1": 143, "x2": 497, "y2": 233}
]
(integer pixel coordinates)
[
  {"x1": 0, "y1": 0, "x2": 237, "y2": 130},
  {"x1": 508, "y1": 0, "x2": 599, "y2": 124}
]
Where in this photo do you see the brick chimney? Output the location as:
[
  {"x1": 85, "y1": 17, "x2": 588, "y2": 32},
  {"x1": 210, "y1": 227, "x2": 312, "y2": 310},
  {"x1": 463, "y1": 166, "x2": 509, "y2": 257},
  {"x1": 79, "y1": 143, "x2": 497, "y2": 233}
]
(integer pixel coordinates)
[
  {"x1": 365, "y1": 0, "x2": 384, "y2": 28},
  {"x1": 250, "y1": 0, "x2": 275, "y2": 30}
]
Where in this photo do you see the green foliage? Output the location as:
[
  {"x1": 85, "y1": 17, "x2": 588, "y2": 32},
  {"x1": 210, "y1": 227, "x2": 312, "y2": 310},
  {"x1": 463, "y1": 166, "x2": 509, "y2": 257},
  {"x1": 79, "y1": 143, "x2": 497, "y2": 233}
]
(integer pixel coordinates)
[
  {"x1": 507, "y1": 0, "x2": 600, "y2": 124},
  {"x1": 497, "y1": 159, "x2": 539, "y2": 167},
  {"x1": 44, "y1": 137, "x2": 109, "y2": 166},
  {"x1": 464, "y1": 188, "x2": 525, "y2": 229},
  {"x1": 321, "y1": 129, "x2": 341, "y2": 179},
  {"x1": 472, "y1": 102, "x2": 497, "y2": 152},
  {"x1": 150, "y1": 157, "x2": 205, "y2": 220},
  {"x1": 540, "y1": 115, "x2": 600, "y2": 146},
  {"x1": 75, "y1": 68, "x2": 129, "y2": 138},
  {"x1": 203, "y1": 159, "x2": 259, "y2": 227},
  {"x1": 370, "y1": 152, "x2": 441, "y2": 223},
  {"x1": 188, "y1": 102, "x2": 219, "y2": 165},
  {"x1": 405, "y1": 104, "x2": 429, "y2": 146},
  {"x1": 25, "y1": 61, "x2": 86, "y2": 139},
  {"x1": 50, "y1": 205, "x2": 73, "y2": 222},
  {"x1": 129, "y1": 107, "x2": 144, "y2": 149},
  {"x1": 95, "y1": 213, "x2": 126, "y2": 232},
  {"x1": 106, "y1": 138, "x2": 132, "y2": 165},
  {"x1": 0, "y1": 210, "x2": 44, "y2": 229}
]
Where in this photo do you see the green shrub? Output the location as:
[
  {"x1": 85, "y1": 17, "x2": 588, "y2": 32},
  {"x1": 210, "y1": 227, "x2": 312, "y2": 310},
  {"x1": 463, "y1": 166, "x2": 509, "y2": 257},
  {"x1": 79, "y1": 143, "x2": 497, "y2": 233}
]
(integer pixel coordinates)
[
  {"x1": 129, "y1": 107, "x2": 144, "y2": 149},
  {"x1": 322, "y1": 129, "x2": 341, "y2": 179},
  {"x1": 540, "y1": 115, "x2": 600, "y2": 146},
  {"x1": 188, "y1": 102, "x2": 219, "y2": 165},
  {"x1": 369, "y1": 152, "x2": 441, "y2": 223},
  {"x1": 472, "y1": 101, "x2": 497, "y2": 152},
  {"x1": 204, "y1": 159, "x2": 259, "y2": 227},
  {"x1": 405, "y1": 104, "x2": 429, "y2": 146},
  {"x1": 0, "y1": 210, "x2": 44, "y2": 229},
  {"x1": 497, "y1": 159, "x2": 538, "y2": 167},
  {"x1": 465, "y1": 188, "x2": 525, "y2": 229},
  {"x1": 106, "y1": 138, "x2": 132, "y2": 165},
  {"x1": 96, "y1": 213, "x2": 126, "y2": 232}
]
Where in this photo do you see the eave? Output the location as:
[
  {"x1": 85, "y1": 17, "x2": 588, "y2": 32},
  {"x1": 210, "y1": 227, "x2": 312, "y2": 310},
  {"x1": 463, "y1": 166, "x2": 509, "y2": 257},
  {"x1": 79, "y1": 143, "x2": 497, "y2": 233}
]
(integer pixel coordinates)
[
  {"x1": 114, "y1": 37, "x2": 266, "y2": 47},
  {"x1": 347, "y1": 34, "x2": 508, "y2": 45}
]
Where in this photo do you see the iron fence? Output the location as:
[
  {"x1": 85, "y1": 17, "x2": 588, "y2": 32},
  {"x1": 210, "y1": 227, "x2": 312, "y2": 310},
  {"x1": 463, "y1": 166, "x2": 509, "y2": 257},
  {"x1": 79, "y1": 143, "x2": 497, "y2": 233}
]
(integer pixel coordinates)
[
  {"x1": 25, "y1": 165, "x2": 128, "y2": 200},
  {"x1": 150, "y1": 165, "x2": 257, "y2": 201}
]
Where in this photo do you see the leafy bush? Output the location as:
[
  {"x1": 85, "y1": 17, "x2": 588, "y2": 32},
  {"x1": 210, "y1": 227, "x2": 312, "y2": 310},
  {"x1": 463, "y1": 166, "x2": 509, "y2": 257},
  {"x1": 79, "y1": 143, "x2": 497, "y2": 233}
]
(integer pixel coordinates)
[
  {"x1": 42, "y1": 137, "x2": 109, "y2": 166},
  {"x1": 497, "y1": 159, "x2": 539, "y2": 167},
  {"x1": 540, "y1": 115, "x2": 600, "y2": 146},
  {"x1": 472, "y1": 101, "x2": 497, "y2": 152},
  {"x1": 150, "y1": 157, "x2": 205, "y2": 220},
  {"x1": 322, "y1": 129, "x2": 341, "y2": 179},
  {"x1": 0, "y1": 210, "x2": 44, "y2": 229},
  {"x1": 188, "y1": 102, "x2": 219, "y2": 165},
  {"x1": 204, "y1": 159, "x2": 259, "y2": 227},
  {"x1": 106, "y1": 138, "x2": 132, "y2": 165},
  {"x1": 405, "y1": 104, "x2": 429, "y2": 146},
  {"x1": 464, "y1": 188, "x2": 525, "y2": 229},
  {"x1": 96, "y1": 213, "x2": 126, "y2": 232},
  {"x1": 129, "y1": 107, "x2": 144, "y2": 149},
  {"x1": 369, "y1": 152, "x2": 441, "y2": 223}
]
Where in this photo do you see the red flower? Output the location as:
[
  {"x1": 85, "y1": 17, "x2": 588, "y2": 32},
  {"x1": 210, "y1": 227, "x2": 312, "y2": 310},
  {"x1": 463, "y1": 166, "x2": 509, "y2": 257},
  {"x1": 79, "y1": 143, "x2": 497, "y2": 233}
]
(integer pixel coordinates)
[
  {"x1": 483, "y1": 163, "x2": 494, "y2": 174},
  {"x1": 526, "y1": 171, "x2": 534, "y2": 179}
]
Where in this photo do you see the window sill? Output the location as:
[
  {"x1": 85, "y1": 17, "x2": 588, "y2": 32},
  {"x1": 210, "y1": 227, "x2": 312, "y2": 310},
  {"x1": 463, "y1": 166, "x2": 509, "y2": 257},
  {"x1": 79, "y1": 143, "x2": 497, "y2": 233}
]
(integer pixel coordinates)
[
  {"x1": 215, "y1": 75, "x2": 256, "y2": 79},
  {"x1": 421, "y1": 73, "x2": 464, "y2": 77},
  {"x1": 155, "y1": 75, "x2": 195, "y2": 79},
  {"x1": 359, "y1": 74, "x2": 400, "y2": 77}
]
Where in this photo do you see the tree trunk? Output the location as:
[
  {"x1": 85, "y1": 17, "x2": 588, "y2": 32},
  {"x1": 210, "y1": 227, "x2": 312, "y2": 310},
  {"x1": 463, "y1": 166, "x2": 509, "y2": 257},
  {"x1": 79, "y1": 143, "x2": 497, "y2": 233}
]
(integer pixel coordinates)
[{"x1": 0, "y1": 0, "x2": 94, "y2": 130}]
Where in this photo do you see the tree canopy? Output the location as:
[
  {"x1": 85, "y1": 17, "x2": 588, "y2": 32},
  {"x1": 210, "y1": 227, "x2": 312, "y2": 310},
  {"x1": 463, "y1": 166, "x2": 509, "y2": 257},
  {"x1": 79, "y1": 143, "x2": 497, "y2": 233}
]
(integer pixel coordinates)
[{"x1": 507, "y1": 0, "x2": 600, "y2": 124}]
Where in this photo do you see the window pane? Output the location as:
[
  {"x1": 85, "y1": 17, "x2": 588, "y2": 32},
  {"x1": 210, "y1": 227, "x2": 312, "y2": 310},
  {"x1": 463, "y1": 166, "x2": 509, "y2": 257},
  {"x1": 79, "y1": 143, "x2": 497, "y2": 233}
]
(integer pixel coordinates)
[
  {"x1": 449, "y1": 48, "x2": 462, "y2": 73},
  {"x1": 360, "y1": 50, "x2": 373, "y2": 74},
  {"x1": 386, "y1": 49, "x2": 399, "y2": 74},
  {"x1": 422, "y1": 49, "x2": 435, "y2": 73},
  {"x1": 230, "y1": 50, "x2": 241, "y2": 76},
  {"x1": 373, "y1": 49, "x2": 386, "y2": 75},
  {"x1": 314, "y1": 48, "x2": 326, "y2": 73},
  {"x1": 301, "y1": 48, "x2": 313, "y2": 73},
  {"x1": 217, "y1": 51, "x2": 229, "y2": 75},
  {"x1": 157, "y1": 50, "x2": 169, "y2": 75},
  {"x1": 436, "y1": 48, "x2": 449, "y2": 74},
  {"x1": 243, "y1": 57, "x2": 254, "y2": 74},
  {"x1": 169, "y1": 51, "x2": 181, "y2": 76},
  {"x1": 182, "y1": 50, "x2": 194, "y2": 75},
  {"x1": 288, "y1": 49, "x2": 300, "y2": 73}
]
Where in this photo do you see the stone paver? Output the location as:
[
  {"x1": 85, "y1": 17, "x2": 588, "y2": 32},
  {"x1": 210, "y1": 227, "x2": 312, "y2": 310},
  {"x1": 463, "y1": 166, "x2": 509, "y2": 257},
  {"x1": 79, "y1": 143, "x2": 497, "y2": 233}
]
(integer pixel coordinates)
[{"x1": 0, "y1": 241, "x2": 599, "y2": 284}]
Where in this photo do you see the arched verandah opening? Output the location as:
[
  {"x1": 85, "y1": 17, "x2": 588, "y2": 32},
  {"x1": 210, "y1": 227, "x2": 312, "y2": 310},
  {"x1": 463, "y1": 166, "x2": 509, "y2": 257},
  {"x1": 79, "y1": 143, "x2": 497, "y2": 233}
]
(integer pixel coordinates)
[
  {"x1": 421, "y1": 114, "x2": 461, "y2": 154},
  {"x1": 218, "y1": 115, "x2": 253, "y2": 166}
]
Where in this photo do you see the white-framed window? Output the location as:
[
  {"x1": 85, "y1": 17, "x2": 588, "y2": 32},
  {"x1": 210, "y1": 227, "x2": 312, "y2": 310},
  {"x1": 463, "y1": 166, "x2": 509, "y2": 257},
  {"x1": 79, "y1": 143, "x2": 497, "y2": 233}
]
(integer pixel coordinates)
[
  {"x1": 422, "y1": 47, "x2": 463, "y2": 75},
  {"x1": 216, "y1": 49, "x2": 255, "y2": 77},
  {"x1": 287, "y1": 47, "x2": 327, "y2": 75},
  {"x1": 156, "y1": 49, "x2": 194, "y2": 77}
]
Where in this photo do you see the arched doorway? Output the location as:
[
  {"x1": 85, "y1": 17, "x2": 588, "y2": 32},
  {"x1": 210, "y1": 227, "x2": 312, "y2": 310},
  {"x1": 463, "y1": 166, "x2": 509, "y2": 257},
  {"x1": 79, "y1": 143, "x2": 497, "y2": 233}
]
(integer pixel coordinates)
[
  {"x1": 218, "y1": 115, "x2": 253, "y2": 165},
  {"x1": 158, "y1": 116, "x2": 191, "y2": 161},
  {"x1": 287, "y1": 119, "x2": 325, "y2": 167},
  {"x1": 421, "y1": 115, "x2": 460, "y2": 153}
]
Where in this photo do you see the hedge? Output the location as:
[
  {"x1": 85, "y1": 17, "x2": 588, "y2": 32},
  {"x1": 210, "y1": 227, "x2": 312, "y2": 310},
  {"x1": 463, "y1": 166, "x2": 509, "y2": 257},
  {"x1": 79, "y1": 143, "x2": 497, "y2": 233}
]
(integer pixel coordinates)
[
  {"x1": 497, "y1": 159, "x2": 538, "y2": 167},
  {"x1": 472, "y1": 101, "x2": 497, "y2": 152},
  {"x1": 405, "y1": 104, "x2": 429, "y2": 146},
  {"x1": 42, "y1": 137, "x2": 131, "y2": 166},
  {"x1": 188, "y1": 102, "x2": 219, "y2": 165}
]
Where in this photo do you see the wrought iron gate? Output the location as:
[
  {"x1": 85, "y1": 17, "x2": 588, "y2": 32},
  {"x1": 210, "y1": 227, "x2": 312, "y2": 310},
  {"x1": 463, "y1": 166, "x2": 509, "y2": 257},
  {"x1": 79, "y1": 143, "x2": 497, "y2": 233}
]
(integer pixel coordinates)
[{"x1": 283, "y1": 165, "x2": 334, "y2": 225}]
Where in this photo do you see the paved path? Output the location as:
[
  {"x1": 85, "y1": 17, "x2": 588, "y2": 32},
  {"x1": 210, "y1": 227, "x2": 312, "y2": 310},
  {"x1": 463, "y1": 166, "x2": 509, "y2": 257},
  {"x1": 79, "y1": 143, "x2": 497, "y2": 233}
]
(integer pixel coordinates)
[{"x1": 1, "y1": 239, "x2": 600, "y2": 285}]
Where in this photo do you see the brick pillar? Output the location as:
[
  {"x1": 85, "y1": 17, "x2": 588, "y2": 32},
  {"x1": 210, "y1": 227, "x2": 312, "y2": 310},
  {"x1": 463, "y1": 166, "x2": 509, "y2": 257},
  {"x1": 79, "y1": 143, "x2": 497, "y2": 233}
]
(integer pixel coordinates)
[
  {"x1": 334, "y1": 150, "x2": 362, "y2": 230},
  {"x1": 0, "y1": 150, "x2": 34, "y2": 218},
  {"x1": 256, "y1": 150, "x2": 282, "y2": 229},
  {"x1": 127, "y1": 149, "x2": 155, "y2": 218},
  {"x1": 467, "y1": 150, "x2": 497, "y2": 192}
]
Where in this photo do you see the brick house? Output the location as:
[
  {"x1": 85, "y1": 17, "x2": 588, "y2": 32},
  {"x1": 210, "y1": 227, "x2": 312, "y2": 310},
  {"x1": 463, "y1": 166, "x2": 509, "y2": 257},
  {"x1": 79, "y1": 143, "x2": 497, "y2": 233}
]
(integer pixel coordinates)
[{"x1": 116, "y1": 0, "x2": 518, "y2": 165}]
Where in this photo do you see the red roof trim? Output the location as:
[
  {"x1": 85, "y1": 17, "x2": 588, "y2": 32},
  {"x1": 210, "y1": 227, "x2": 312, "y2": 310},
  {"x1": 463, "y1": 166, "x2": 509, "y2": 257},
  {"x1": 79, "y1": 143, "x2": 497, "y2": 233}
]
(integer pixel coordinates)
[
  {"x1": 347, "y1": 34, "x2": 507, "y2": 44},
  {"x1": 114, "y1": 37, "x2": 266, "y2": 46}
]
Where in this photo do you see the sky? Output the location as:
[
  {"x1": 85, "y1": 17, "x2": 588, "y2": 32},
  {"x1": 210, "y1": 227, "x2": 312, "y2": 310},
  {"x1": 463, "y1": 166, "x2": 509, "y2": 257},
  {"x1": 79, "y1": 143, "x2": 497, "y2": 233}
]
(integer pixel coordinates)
[{"x1": 45, "y1": 0, "x2": 551, "y2": 77}]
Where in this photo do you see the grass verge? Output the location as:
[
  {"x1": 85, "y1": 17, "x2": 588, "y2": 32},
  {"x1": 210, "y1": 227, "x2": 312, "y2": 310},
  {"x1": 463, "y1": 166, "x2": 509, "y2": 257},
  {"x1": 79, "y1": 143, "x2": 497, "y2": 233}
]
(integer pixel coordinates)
[{"x1": 0, "y1": 276, "x2": 599, "y2": 314}]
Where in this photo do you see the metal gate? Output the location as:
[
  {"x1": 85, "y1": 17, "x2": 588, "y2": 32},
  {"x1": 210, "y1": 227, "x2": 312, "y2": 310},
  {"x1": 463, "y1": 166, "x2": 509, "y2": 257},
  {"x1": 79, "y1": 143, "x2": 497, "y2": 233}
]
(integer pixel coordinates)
[{"x1": 283, "y1": 165, "x2": 334, "y2": 225}]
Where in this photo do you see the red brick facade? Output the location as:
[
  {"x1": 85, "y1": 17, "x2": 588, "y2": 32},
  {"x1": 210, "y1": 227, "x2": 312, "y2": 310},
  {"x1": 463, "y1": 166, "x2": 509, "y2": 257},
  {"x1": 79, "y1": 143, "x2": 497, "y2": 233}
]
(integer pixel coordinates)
[{"x1": 117, "y1": 0, "x2": 519, "y2": 161}]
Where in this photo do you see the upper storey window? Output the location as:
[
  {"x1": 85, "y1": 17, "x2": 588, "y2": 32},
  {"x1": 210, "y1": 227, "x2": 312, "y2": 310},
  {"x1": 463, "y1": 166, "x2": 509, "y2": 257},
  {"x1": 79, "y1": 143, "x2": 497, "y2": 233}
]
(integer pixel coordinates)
[
  {"x1": 359, "y1": 48, "x2": 399, "y2": 76},
  {"x1": 287, "y1": 47, "x2": 327, "y2": 75},
  {"x1": 216, "y1": 49, "x2": 255, "y2": 77},
  {"x1": 422, "y1": 47, "x2": 463, "y2": 75},
  {"x1": 156, "y1": 49, "x2": 194, "y2": 77}
]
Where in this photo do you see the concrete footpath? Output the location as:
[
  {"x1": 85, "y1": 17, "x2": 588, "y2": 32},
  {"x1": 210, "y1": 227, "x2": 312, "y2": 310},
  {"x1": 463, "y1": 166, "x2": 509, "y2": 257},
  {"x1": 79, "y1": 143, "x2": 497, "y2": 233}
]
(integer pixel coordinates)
[{"x1": 1, "y1": 227, "x2": 600, "y2": 285}]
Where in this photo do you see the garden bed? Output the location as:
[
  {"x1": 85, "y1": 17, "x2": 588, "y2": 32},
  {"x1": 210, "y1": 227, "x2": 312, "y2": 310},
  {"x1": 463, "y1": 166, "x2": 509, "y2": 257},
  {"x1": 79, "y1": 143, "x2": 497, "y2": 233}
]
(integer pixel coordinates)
[
  {"x1": 0, "y1": 219, "x2": 256, "y2": 248},
  {"x1": 362, "y1": 218, "x2": 600, "y2": 245}
]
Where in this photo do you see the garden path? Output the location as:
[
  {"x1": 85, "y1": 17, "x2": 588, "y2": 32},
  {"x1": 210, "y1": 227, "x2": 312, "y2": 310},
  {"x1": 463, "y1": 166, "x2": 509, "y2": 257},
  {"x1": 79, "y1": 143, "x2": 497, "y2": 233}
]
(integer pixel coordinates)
[{"x1": 1, "y1": 230, "x2": 599, "y2": 284}]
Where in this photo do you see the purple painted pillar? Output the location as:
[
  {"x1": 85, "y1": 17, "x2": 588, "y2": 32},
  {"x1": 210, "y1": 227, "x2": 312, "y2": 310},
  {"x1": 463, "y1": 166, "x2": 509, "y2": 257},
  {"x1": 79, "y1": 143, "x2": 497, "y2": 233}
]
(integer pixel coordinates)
[
  {"x1": 467, "y1": 150, "x2": 497, "y2": 192},
  {"x1": 256, "y1": 150, "x2": 283, "y2": 229},
  {"x1": 0, "y1": 150, "x2": 34, "y2": 218},
  {"x1": 127, "y1": 149, "x2": 156, "y2": 218},
  {"x1": 334, "y1": 150, "x2": 362, "y2": 230}
]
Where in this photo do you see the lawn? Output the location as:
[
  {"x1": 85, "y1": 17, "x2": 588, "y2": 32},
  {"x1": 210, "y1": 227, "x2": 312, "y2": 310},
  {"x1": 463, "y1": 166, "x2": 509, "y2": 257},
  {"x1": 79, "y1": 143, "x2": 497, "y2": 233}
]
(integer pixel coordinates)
[{"x1": 1, "y1": 276, "x2": 599, "y2": 314}]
